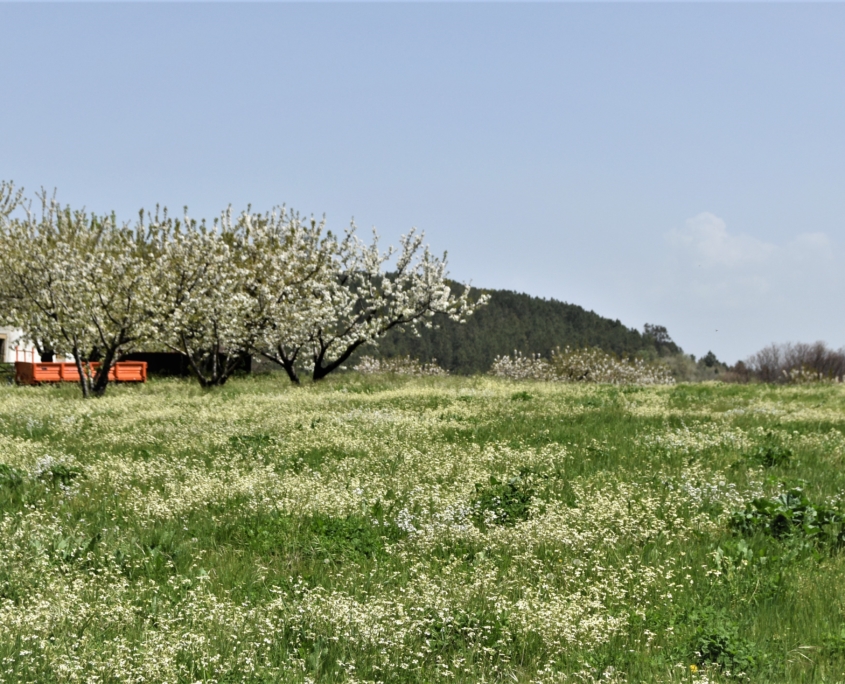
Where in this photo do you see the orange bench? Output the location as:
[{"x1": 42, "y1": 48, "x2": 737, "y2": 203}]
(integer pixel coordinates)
[{"x1": 15, "y1": 361, "x2": 147, "y2": 385}]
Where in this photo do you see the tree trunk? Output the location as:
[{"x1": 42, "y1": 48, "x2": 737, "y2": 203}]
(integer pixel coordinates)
[
  {"x1": 72, "y1": 346, "x2": 90, "y2": 399},
  {"x1": 260, "y1": 348, "x2": 300, "y2": 384},
  {"x1": 184, "y1": 347, "x2": 241, "y2": 387},
  {"x1": 179, "y1": 336, "x2": 211, "y2": 388},
  {"x1": 310, "y1": 318, "x2": 412, "y2": 382},
  {"x1": 311, "y1": 339, "x2": 365, "y2": 382},
  {"x1": 280, "y1": 357, "x2": 300, "y2": 384},
  {"x1": 209, "y1": 351, "x2": 234, "y2": 387},
  {"x1": 92, "y1": 345, "x2": 118, "y2": 397}
]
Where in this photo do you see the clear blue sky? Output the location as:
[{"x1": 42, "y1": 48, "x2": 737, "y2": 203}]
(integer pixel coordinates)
[{"x1": 2, "y1": 3, "x2": 844, "y2": 363}]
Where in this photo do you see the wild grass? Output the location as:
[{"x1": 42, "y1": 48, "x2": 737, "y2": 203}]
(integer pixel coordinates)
[{"x1": 1, "y1": 375, "x2": 844, "y2": 683}]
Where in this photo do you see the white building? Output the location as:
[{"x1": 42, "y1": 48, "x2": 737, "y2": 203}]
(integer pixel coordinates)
[{"x1": 0, "y1": 327, "x2": 39, "y2": 364}]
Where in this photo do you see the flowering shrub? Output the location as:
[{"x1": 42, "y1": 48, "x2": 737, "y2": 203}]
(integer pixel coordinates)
[
  {"x1": 490, "y1": 346, "x2": 674, "y2": 385},
  {"x1": 782, "y1": 366, "x2": 844, "y2": 385},
  {"x1": 354, "y1": 355, "x2": 449, "y2": 377}
]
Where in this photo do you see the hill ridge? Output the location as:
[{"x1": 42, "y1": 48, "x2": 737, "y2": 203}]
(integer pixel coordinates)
[{"x1": 371, "y1": 285, "x2": 673, "y2": 375}]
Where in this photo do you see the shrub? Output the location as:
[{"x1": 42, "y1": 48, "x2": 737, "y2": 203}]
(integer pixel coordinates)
[
  {"x1": 470, "y1": 475, "x2": 534, "y2": 529},
  {"x1": 747, "y1": 435, "x2": 792, "y2": 468},
  {"x1": 354, "y1": 355, "x2": 449, "y2": 377},
  {"x1": 686, "y1": 607, "x2": 760, "y2": 675},
  {"x1": 489, "y1": 346, "x2": 674, "y2": 385},
  {"x1": 730, "y1": 488, "x2": 845, "y2": 548}
]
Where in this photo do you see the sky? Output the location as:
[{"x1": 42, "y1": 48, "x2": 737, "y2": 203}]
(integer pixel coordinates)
[{"x1": 1, "y1": 3, "x2": 843, "y2": 363}]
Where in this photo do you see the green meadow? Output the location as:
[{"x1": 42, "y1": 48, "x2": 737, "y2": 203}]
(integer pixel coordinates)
[{"x1": 1, "y1": 376, "x2": 844, "y2": 683}]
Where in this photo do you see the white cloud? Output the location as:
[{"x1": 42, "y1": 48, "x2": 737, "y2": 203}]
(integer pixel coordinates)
[
  {"x1": 667, "y1": 212, "x2": 775, "y2": 266},
  {"x1": 665, "y1": 212, "x2": 835, "y2": 281},
  {"x1": 792, "y1": 232, "x2": 831, "y2": 249},
  {"x1": 654, "y1": 212, "x2": 844, "y2": 362}
]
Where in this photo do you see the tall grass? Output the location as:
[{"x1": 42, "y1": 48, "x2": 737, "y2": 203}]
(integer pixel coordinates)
[{"x1": 1, "y1": 376, "x2": 844, "y2": 682}]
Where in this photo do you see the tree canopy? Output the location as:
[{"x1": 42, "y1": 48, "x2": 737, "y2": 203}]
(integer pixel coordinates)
[{"x1": 0, "y1": 182, "x2": 483, "y2": 394}]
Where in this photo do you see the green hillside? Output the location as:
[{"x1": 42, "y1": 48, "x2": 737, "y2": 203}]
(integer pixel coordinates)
[{"x1": 371, "y1": 285, "x2": 675, "y2": 374}]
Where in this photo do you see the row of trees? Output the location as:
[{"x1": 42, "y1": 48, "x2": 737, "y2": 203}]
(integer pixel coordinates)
[
  {"x1": 0, "y1": 181, "x2": 485, "y2": 397},
  {"x1": 741, "y1": 341, "x2": 845, "y2": 383},
  {"x1": 660, "y1": 343, "x2": 844, "y2": 384}
]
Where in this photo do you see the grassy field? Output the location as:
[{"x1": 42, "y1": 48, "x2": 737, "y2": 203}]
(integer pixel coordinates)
[{"x1": 1, "y1": 375, "x2": 845, "y2": 683}]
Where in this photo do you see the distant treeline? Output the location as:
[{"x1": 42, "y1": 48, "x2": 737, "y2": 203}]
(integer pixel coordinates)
[
  {"x1": 367, "y1": 285, "x2": 675, "y2": 375},
  {"x1": 736, "y1": 341, "x2": 845, "y2": 384}
]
